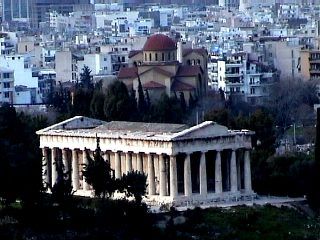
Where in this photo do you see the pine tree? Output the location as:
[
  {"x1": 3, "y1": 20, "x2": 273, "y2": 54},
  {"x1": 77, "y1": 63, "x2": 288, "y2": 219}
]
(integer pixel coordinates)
[
  {"x1": 82, "y1": 137, "x2": 115, "y2": 198},
  {"x1": 80, "y1": 65, "x2": 93, "y2": 90}
]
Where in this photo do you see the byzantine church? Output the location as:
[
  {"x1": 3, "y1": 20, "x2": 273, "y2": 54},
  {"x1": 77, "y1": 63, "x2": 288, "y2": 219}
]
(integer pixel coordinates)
[{"x1": 118, "y1": 34, "x2": 208, "y2": 103}]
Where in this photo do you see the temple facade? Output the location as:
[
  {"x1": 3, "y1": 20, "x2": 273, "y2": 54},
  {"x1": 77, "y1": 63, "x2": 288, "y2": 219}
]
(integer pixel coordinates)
[{"x1": 37, "y1": 116, "x2": 255, "y2": 206}]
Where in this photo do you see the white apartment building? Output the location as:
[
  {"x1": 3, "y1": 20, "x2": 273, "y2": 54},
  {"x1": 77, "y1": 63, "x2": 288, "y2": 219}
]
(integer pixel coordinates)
[
  {"x1": 0, "y1": 67, "x2": 14, "y2": 104},
  {"x1": 217, "y1": 52, "x2": 277, "y2": 105}
]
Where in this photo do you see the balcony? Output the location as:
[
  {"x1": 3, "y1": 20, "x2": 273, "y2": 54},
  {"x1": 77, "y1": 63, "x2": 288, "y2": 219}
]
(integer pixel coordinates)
[
  {"x1": 225, "y1": 72, "x2": 242, "y2": 78},
  {"x1": 0, "y1": 78, "x2": 14, "y2": 83},
  {"x1": 310, "y1": 69, "x2": 320, "y2": 73},
  {"x1": 309, "y1": 59, "x2": 320, "y2": 63}
]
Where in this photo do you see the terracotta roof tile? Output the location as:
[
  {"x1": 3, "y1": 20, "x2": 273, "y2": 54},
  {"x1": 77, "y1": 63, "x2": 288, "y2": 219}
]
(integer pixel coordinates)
[
  {"x1": 118, "y1": 67, "x2": 138, "y2": 79},
  {"x1": 140, "y1": 67, "x2": 174, "y2": 78},
  {"x1": 143, "y1": 81, "x2": 166, "y2": 89},
  {"x1": 176, "y1": 65, "x2": 202, "y2": 77},
  {"x1": 171, "y1": 79, "x2": 195, "y2": 91}
]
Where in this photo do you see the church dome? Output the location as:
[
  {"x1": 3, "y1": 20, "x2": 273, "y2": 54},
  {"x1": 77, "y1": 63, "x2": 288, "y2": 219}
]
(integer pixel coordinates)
[{"x1": 143, "y1": 34, "x2": 176, "y2": 51}]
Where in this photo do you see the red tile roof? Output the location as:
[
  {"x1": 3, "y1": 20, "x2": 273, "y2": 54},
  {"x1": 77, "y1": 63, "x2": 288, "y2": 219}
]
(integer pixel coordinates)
[
  {"x1": 118, "y1": 67, "x2": 138, "y2": 79},
  {"x1": 171, "y1": 79, "x2": 195, "y2": 91},
  {"x1": 143, "y1": 34, "x2": 176, "y2": 51},
  {"x1": 143, "y1": 81, "x2": 166, "y2": 89},
  {"x1": 140, "y1": 67, "x2": 174, "y2": 78},
  {"x1": 176, "y1": 65, "x2": 202, "y2": 77}
]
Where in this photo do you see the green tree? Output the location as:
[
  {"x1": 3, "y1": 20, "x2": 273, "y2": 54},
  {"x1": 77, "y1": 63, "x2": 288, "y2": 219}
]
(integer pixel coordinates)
[
  {"x1": 151, "y1": 93, "x2": 184, "y2": 123},
  {"x1": 71, "y1": 87, "x2": 93, "y2": 117},
  {"x1": 308, "y1": 108, "x2": 320, "y2": 212},
  {"x1": 119, "y1": 171, "x2": 147, "y2": 205},
  {"x1": 80, "y1": 65, "x2": 93, "y2": 90},
  {"x1": 0, "y1": 104, "x2": 48, "y2": 207},
  {"x1": 137, "y1": 76, "x2": 147, "y2": 115},
  {"x1": 180, "y1": 92, "x2": 187, "y2": 113},
  {"x1": 50, "y1": 158, "x2": 74, "y2": 209},
  {"x1": 90, "y1": 90, "x2": 106, "y2": 120},
  {"x1": 82, "y1": 138, "x2": 116, "y2": 198},
  {"x1": 104, "y1": 80, "x2": 136, "y2": 121}
]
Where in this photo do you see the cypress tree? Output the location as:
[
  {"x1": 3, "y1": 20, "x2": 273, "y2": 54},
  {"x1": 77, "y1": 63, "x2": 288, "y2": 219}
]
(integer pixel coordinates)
[
  {"x1": 137, "y1": 76, "x2": 147, "y2": 114},
  {"x1": 180, "y1": 92, "x2": 186, "y2": 113}
]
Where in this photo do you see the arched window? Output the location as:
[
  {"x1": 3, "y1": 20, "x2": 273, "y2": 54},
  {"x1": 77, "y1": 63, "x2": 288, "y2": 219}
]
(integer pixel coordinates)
[
  {"x1": 155, "y1": 53, "x2": 158, "y2": 61},
  {"x1": 162, "y1": 53, "x2": 165, "y2": 61},
  {"x1": 144, "y1": 53, "x2": 147, "y2": 61},
  {"x1": 149, "y1": 53, "x2": 152, "y2": 61},
  {"x1": 168, "y1": 52, "x2": 171, "y2": 60}
]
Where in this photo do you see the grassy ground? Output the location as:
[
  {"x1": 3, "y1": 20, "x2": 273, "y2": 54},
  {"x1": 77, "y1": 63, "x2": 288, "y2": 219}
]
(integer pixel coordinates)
[
  {"x1": 0, "y1": 201, "x2": 319, "y2": 240},
  {"x1": 156, "y1": 204, "x2": 320, "y2": 240}
]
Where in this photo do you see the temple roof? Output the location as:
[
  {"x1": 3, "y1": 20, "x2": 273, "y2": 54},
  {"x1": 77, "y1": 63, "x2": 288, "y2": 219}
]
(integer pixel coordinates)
[
  {"x1": 37, "y1": 116, "x2": 254, "y2": 142},
  {"x1": 96, "y1": 121, "x2": 187, "y2": 134}
]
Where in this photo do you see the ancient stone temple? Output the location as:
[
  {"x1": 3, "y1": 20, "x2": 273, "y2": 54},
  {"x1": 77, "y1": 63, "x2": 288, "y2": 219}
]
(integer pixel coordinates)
[{"x1": 37, "y1": 116, "x2": 255, "y2": 206}]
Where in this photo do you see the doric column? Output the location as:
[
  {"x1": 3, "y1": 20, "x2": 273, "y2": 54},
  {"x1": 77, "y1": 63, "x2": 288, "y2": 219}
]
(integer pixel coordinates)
[
  {"x1": 237, "y1": 155, "x2": 241, "y2": 190},
  {"x1": 244, "y1": 150, "x2": 252, "y2": 193},
  {"x1": 115, "y1": 151, "x2": 121, "y2": 179},
  {"x1": 159, "y1": 154, "x2": 167, "y2": 196},
  {"x1": 215, "y1": 150, "x2": 222, "y2": 194},
  {"x1": 72, "y1": 149, "x2": 80, "y2": 191},
  {"x1": 199, "y1": 151, "x2": 207, "y2": 196},
  {"x1": 184, "y1": 153, "x2": 192, "y2": 197},
  {"x1": 51, "y1": 147, "x2": 58, "y2": 187},
  {"x1": 62, "y1": 148, "x2": 69, "y2": 174},
  {"x1": 126, "y1": 152, "x2": 133, "y2": 173},
  {"x1": 137, "y1": 153, "x2": 143, "y2": 173},
  {"x1": 230, "y1": 149, "x2": 238, "y2": 193},
  {"x1": 103, "y1": 151, "x2": 109, "y2": 163},
  {"x1": 82, "y1": 150, "x2": 90, "y2": 191},
  {"x1": 170, "y1": 155, "x2": 178, "y2": 198},
  {"x1": 148, "y1": 154, "x2": 156, "y2": 195},
  {"x1": 42, "y1": 148, "x2": 50, "y2": 186}
]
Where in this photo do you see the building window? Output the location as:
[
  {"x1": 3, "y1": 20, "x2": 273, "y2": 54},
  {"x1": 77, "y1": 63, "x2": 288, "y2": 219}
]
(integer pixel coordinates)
[
  {"x1": 3, "y1": 73, "x2": 10, "y2": 78},
  {"x1": 250, "y1": 87, "x2": 255, "y2": 94},
  {"x1": 155, "y1": 53, "x2": 158, "y2": 61},
  {"x1": 149, "y1": 53, "x2": 152, "y2": 61},
  {"x1": 162, "y1": 53, "x2": 164, "y2": 61},
  {"x1": 4, "y1": 92, "x2": 9, "y2": 98},
  {"x1": 25, "y1": 45, "x2": 28, "y2": 52},
  {"x1": 168, "y1": 53, "x2": 171, "y2": 61},
  {"x1": 4, "y1": 82, "x2": 10, "y2": 88}
]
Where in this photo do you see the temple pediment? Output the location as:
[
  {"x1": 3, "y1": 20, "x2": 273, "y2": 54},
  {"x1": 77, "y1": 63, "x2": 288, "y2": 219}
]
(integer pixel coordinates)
[
  {"x1": 173, "y1": 121, "x2": 231, "y2": 140},
  {"x1": 37, "y1": 116, "x2": 106, "y2": 134}
]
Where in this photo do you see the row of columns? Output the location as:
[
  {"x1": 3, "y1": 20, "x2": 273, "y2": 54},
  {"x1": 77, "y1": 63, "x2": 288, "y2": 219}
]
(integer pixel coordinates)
[{"x1": 42, "y1": 148, "x2": 252, "y2": 198}]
